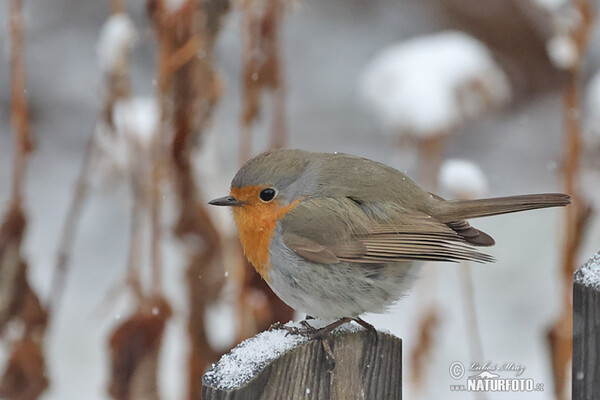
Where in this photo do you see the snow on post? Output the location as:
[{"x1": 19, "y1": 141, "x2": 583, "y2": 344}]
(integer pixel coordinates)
[
  {"x1": 202, "y1": 323, "x2": 402, "y2": 399},
  {"x1": 359, "y1": 31, "x2": 511, "y2": 138},
  {"x1": 573, "y1": 251, "x2": 600, "y2": 399},
  {"x1": 439, "y1": 159, "x2": 488, "y2": 200}
]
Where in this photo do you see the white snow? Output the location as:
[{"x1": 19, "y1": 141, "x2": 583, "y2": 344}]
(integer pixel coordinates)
[
  {"x1": 112, "y1": 97, "x2": 160, "y2": 147},
  {"x1": 92, "y1": 97, "x2": 159, "y2": 188},
  {"x1": 96, "y1": 13, "x2": 137, "y2": 74},
  {"x1": 204, "y1": 300, "x2": 237, "y2": 352},
  {"x1": 359, "y1": 31, "x2": 511, "y2": 137},
  {"x1": 546, "y1": 35, "x2": 578, "y2": 70},
  {"x1": 439, "y1": 159, "x2": 488, "y2": 199},
  {"x1": 165, "y1": 0, "x2": 187, "y2": 13},
  {"x1": 203, "y1": 327, "x2": 308, "y2": 390},
  {"x1": 202, "y1": 318, "x2": 371, "y2": 390},
  {"x1": 574, "y1": 251, "x2": 600, "y2": 289}
]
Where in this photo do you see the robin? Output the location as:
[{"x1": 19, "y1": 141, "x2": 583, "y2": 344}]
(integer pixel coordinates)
[{"x1": 209, "y1": 149, "x2": 570, "y2": 335}]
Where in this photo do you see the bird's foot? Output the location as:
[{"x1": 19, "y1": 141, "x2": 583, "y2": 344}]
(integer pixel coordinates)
[
  {"x1": 353, "y1": 316, "x2": 376, "y2": 332},
  {"x1": 272, "y1": 317, "x2": 377, "y2": 371},
  {"x1": 277, "y1": 316, "x2": 375, "y2": 338},
  {"x1": 268, "y1": 321, "x2": 283, "y2": 331}
]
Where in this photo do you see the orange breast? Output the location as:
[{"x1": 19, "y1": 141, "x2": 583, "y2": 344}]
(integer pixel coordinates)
[{"x1": 231, "y1": 186, "x2": 300, "y2": 282}]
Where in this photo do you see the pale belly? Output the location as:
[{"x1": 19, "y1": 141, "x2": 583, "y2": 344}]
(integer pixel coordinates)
[{"x1": 266, "y1": 230, "x2": 422, "y2": 320}]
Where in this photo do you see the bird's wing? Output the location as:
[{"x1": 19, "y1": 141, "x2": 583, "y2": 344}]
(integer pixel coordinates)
[{"x1": 280, "y1": 197, "x2": 494, "y2": 264}]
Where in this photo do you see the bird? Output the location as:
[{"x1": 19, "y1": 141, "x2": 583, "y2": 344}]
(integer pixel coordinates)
[{"x1": 209, "y1": 149, "x2": 570, "y2": 335}]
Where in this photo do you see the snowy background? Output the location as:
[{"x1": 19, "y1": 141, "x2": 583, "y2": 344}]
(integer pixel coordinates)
[{"x1": 1, "y1": 0, "x2": 600, "y2": 399}]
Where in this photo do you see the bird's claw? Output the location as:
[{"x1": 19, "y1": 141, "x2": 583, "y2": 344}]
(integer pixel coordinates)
[{"x1": 268, "y1": 322, "x2": 283, "y2": 331}]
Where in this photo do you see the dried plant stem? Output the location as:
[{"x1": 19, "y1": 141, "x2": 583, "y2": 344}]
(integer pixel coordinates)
[
  {"x1": 149, "y1": 2, "x2": 230, "y2": 399},
  {"x1": 547, "y1": 65, "x2": 593, "y2": 399},
  {"x1": 270, "y1": 85, "x2": 287, "y2": 150},
  {"x1": 240, "y1": 0, "x2": 287, "y2": 164},
  {"x1": 150, "y1": 0, "x2": 173, "y2": 297},
  {"x1": 149, "y1": 148, "x2": 165, "y2": 296},
  {"x1": 125, "y1": 162, "x2": 146, "y2": 302},
  {"x1": 9, "y1": 0, "x2": 33, "y2": 207},
  {"x1": 561, "y1": 67, "x2": 583, "y2": 293},
  {"x1": 237, "y1": 0, "x2": 294, "y2": 341},
  {"x1": 49, "y1": 129, "x2": 95, "y2": 312},
  {"x1": 547, "y1": 1, "x2": 594, "y2": 398},
  {"x1": 51, "y1": 1, "x2": 136, "y2": 310},
  {"x1": 409, "y1": 305, "x2": 439, "y2": 392},
  {"x1": 459, "y1": 263, "x2": 489, "y2": 400},
  {"x1": 417, "y1": 134, "x2": 447, "y2": 193},
  {"x1": 410, "y1": 132, "x2": 451, "y2": 394},
  {"x1": 239, "y1": 124, "x2": 253, "y2": 166},
  {"x1": 459, "y1": 263, "x2": 484, "y2": 362},
  {"x1": 1, "y1": 2, "x2": 49, "y2": 399},
  {"x1": 111, "y1": 0, "x2": 125, "y2": 14}
]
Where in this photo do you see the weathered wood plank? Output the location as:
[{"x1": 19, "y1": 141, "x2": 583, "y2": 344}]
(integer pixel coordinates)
[
  {"x1": 202, "y1": 327, "x2": 402, "y2": 400},
  {"x1": 573, "y1": 251, "x2": 600, "y2": 400}
]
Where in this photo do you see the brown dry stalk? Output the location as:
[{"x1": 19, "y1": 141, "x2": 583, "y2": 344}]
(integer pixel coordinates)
[
  {"x1": 0, "y1": 2, "x2": 49, "y2": 399},
  {"x1": 236, "y1": 257, "x2": 294, "y2": 343},
  {"x1": 150, "y1": 0, "x2": 172, "y2": 297},
  {"x1": 125, "y1": 160, "x2": 147, "y2": 303},
  {"x1": 409, "y1": 307, "x2": 439, "y2": 390},
  {"x1": 9, "y1": 0, "x2": 34, "y2": 206},
  {"x1": 236, "y1": 0, "x2": 294, "y2": 342},
  {"x1": 149, "y1": 1, "x2": 230, "y2": 399},
  {"x1": 409, "y1": 133, "x2": 448, "y2": 393},
  {"x1": 416, "y1": 134, "x2": 448, "y2": 193},
  {"x1": 111, "y1": 0, "x2": 126, "y2": 13},
  {"x1": 460, "y1": 264, "x2": 484, "y2": 362},
  {"x1": 108, "y1": 297, "x2": 172, "y2": 400},
  {"x1": 546, "y1": 1, "x2": 595, "y2": 398},
  {"x1": 49, "y1": 129, "x2": 96, "y2": 312},
  {"x1": 459, "y1": 263, "x2": 490, "y2": 400},
  {"x1": 239, "y1": 0, "x2": 287, "y2": 164},
  {"x1": 51, "y1": 1, "x2": 136, "y2": 312},
  {"x1": 0, "y1": 339, "x2": 48, "y2": 400}
]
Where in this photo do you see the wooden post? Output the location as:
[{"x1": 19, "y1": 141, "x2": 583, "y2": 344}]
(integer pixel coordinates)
[
  {"x1": 202, "y1": 327, "x2": 402, "y2": 400},
  {"x1": 572, "y1": 251, "x2": 600, "y2": 400}
]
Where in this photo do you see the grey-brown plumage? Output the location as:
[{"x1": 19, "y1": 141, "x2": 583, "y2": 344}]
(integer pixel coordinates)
[
  {"x1": 212, "y1": 149, "x2": 571, "y2": 319},
  {"x1": 233, "y1": 149, "x2": 569, "y2": 265}
]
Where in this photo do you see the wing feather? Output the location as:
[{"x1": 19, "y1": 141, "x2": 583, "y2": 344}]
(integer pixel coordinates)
[{"x1": 280, "y1": 197, "x2": 494, "y2": 264}]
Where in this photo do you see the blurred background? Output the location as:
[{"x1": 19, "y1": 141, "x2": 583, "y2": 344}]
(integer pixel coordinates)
[{"x1": 0, "y1": 0, "x2": 599, "y2": 399}]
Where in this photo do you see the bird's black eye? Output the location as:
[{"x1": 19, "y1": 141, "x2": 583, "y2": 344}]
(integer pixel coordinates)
[{"x1": 259, "y1": 188, "x2": 276, "y2": 202}]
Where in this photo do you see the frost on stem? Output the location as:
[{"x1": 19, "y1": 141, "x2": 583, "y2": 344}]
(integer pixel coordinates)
[
  {"x1": 531, "y1": 0, "x2": 588, "y2": 70},
  {"x1": 94, "y1": 97, "x2": 159, "y2": 188},
  {"x1": 360, "y1": 31, "x2": 511, "y2": 138},
  {"x1": 97, "y1": 13, "x2": 138, "y2": 75},
  {"x1": 439, "y1": 159, "x2": 488, "y2": 200},
  {"x1": 547, "y1": 35, "x2": 578, "y2": 70},
  {"x1": 113, "y1": 97, "x2": 160, "y2": 148}
]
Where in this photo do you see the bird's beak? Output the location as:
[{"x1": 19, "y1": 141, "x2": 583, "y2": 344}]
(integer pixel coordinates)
[{"x1": 209, "y1": 195, "x2": 244, "y2": 207}]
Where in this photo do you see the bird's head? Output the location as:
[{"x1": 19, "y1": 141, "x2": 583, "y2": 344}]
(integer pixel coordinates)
[
  {"x1": 209, "y1": 149, "x2": 314, "y2": 209},
  {"x1": 208, "y1": 149, "x2": 317, "y2": 230}
]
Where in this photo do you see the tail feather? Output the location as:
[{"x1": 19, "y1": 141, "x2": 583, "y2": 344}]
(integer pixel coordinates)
[{"x1": 435, "y1": 193, "x2": 571, "y2": 222}]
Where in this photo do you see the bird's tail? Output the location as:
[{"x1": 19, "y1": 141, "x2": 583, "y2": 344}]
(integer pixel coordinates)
[{"x1": 434, "y1": 193, "x2": 571, "y2": 222}]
